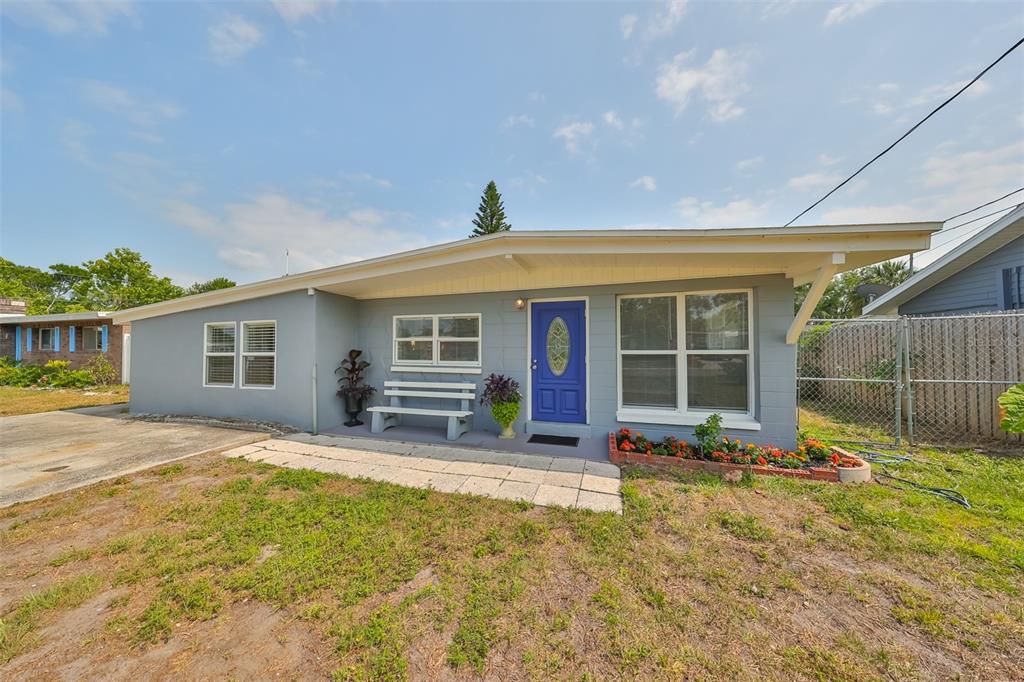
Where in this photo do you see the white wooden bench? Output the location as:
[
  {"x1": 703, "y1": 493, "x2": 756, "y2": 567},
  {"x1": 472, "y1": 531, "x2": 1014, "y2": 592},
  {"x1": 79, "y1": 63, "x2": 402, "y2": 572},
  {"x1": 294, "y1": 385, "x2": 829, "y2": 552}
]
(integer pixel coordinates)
[{"x1": 367, "y1": 380, "x2": 476, "y2": 441}]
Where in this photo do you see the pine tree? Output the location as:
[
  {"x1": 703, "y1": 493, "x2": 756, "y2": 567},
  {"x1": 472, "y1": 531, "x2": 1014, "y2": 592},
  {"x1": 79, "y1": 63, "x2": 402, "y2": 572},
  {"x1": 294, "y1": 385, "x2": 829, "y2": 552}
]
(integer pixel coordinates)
[{"x1": 470, "y1": 181, "x2": 512, "y2": 237}]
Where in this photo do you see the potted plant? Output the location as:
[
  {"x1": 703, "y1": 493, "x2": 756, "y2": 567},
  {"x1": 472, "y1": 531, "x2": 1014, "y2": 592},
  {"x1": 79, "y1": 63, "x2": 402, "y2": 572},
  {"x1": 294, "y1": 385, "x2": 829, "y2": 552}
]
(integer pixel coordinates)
[
  {"x1": 480, "y1": 373, "x2": 522, "y2": 439},
  {"x1": 335, "y1": 349, "x2": 376, "y2": 427}
]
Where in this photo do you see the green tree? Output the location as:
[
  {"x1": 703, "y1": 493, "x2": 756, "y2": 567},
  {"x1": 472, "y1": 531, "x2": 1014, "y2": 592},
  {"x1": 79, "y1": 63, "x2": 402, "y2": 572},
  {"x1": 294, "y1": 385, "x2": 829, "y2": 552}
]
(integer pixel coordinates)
[
  {"x1": 72, "y1": 248, "x2": 183, "y2": 310},
  {"x1": 794, "y1": 259, "x2": 914, "y2": 319},
  {"x1": 469, "y1": 181, "x2": 511, "y2": 237},
  {"x1": 0, "y1": 258, "x2": 60, "y2": 313},
  {"x1": 186, "y1": 277, "x2": 236, "y2": 296}
]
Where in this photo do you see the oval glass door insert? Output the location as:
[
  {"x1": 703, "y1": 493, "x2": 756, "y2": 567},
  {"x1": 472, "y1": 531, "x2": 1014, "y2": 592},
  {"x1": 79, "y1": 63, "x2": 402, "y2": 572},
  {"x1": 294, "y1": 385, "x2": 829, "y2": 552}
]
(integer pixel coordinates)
[{"x1": 546, "y1": 316, "x2": 570, "y2": 376}]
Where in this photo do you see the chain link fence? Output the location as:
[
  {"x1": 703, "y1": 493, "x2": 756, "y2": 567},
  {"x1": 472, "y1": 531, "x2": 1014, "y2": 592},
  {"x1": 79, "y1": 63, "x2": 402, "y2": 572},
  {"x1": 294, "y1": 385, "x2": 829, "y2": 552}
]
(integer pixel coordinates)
[{"x1": 797, "y1": 312, "x2": 1023, "y2": 447}]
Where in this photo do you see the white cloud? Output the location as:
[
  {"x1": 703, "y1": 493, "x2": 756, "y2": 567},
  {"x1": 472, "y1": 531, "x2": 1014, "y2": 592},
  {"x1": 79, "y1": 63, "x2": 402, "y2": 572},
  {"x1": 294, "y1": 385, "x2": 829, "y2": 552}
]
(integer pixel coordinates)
[
  {"x1": 735, "y1": 156, "x2": 764, "y2": 173},
  {"x1": 647, "y1": 0, "x2": 689, "y2": 39},
  {"x1": 0, "y1": 0, "x2": 135, "y2": 36},
  {"x1": 878, "y1": 82, "x2": 900, "y2": 92},
  {"x1": 208, "y1": 15, "x2": 264, "y2": 63},
  {"x1": 79, "y1": 80, "x2": 181, "y2": 126},
  {"x1": 552, "y1": 121, "x2": 594, "y2": 153},
  {"x1": 787, "y1": 172, "x2": 842, "y2": 191},
  {"x1": 823, "y1": 1, "x2": 880, "y2": 27},
  {"x1": 820, "y1": 141, "x2": 1024, "y2": 225},
  {"x1": 271, "y1": 0, "x2": 337, "y2": 24},
  {"x1": 817, "y1": 153, "x2": 841, "y2": 166},
  {"x1": 675, "y1": 197, "x2": 769, "y2": 226},
  {"x1": 602, "y1": 110, "x2": 624, "y2": 130},
  {"x1": 760, "y1": 1, "x2": 799, "y2": 19},
  {"x1": 528, "y1": 91, "x2": 545, "y2": 103},
  {"x1": 620, "y1": 14, "x2": 637, "y2": 39},
  {"x1": 872, "y1": 79, "x2": 991, "y2": 116},
  {"x1": 655, "y1": 49, "x2": 750, "y2": 122},
  {"x1": 345, "y1": 172, "x2": 392, "y2": 189},
  {"x1": 500, "y1": 114, "x2": 535, "y2": 130},
  {"x1": 164, "y1": 194, "x2": 431, "y2": 275},
  {"x1": 630, "y1": 176, "x2": 657, "y2": 191}
]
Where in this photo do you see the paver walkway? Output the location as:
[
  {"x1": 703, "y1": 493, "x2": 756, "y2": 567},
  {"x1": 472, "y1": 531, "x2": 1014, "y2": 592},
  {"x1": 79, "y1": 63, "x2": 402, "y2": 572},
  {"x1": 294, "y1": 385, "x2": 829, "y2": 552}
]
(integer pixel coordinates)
[{"x1": 223, "y1": 433, "x2": 622, "y2": 513}]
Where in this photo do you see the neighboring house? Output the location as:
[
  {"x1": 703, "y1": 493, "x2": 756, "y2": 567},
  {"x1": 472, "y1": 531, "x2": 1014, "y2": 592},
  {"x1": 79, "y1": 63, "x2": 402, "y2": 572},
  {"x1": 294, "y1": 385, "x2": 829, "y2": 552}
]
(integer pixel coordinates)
[
  {"x1": 0, "y1": 298, "x2": 29, "y2": 358},
  {"x1": 863, "y1": 205, "x2": 1024, "y2": 317},
  {"x1": 113, "y1": 223, "x2": 938, "y2": 448},
  {"x1": 0, "y1": 311, "x2": 132, "y2": 383}
]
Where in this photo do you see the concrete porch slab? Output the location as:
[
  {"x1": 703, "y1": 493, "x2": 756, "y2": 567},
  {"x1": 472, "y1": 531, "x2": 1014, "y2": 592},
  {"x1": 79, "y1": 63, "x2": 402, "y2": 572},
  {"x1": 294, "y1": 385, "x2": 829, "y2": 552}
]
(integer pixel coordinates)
[{"x1": 225, "y1": 432, "x2": 622, "y2": 513}]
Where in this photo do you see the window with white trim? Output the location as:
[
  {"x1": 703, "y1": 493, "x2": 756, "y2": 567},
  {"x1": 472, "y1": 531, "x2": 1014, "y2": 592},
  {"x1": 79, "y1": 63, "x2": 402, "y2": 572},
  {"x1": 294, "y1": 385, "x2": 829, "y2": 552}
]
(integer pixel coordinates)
[
  {"x1": 618, "y1": 291, "x2": 753, "y2": 417},
  {"x1": 204, "y1": 322, "x2": 236, "y2": 387},
  {"x1": 80, "y1": 326, "x2": 102, "y2": 351},
  {"x1": 241, "y1": 321, "x2": 276, "y2": 388},
  {"x1": 39, "y1": 327, "x2": 57, "y2": 351},
  {"x1": 393, "y1": 314, "x2": 481, "y2": 366}
]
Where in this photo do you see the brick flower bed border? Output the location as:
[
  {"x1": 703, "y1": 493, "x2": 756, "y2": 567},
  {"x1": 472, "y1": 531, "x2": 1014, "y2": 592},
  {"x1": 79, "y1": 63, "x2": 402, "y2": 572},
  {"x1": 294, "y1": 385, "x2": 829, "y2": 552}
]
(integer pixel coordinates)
[{"x1": 607, "y1": 433, "x2": 871, "y2": 484}]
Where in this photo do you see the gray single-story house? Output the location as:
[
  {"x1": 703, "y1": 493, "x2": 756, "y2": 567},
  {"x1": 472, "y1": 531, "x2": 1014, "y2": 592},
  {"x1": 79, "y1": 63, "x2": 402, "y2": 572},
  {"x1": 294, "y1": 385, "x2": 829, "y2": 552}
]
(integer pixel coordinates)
[
  {"x1": 863, "y1": 204, "x2": 1023, "y2": 316},
  {"x1": 113, "y1": 223, "x2": 938, "y2": 449}
]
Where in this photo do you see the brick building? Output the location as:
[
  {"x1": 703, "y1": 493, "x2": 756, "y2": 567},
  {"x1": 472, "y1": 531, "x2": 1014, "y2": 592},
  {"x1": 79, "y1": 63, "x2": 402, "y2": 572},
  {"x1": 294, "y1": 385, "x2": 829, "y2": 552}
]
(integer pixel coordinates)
[{"x1": 0, "y1": 310, "x2": 132, "y2": 383}]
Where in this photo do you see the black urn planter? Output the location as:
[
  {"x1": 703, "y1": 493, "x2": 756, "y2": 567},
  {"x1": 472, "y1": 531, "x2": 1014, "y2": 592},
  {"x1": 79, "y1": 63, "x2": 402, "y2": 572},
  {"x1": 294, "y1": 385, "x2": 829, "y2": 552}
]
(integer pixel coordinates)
[{"x1": 344, "y1": 393, "x2": 365, "y2": 427}]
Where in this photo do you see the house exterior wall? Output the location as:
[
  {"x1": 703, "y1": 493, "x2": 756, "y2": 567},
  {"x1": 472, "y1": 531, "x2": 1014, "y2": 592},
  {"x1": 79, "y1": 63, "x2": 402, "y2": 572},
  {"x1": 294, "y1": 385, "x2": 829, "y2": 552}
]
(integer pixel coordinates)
[
  {"x1": 125, "y1": 276, "x2": 798, "y2": 447},
  {"x1": 2, "y1": 320, "x2": 128, "y2": 376},
  {"x1": 129, "y1": 290, "x2": 317, "y2": 430},
  {"x1": 355, "y1": 274, "x2": 797, "y2": 448},
  {"x1": 899, "y1": 234, "x2": 1024, "y2": 315}
]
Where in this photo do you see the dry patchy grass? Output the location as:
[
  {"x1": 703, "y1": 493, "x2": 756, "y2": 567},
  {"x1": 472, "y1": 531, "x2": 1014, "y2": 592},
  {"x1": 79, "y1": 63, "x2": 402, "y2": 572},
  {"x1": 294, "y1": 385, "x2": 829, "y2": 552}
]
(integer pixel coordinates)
[
  {"x1": 0, "y1": 441, "x2": 1021, "y2": 680},
  {"x1": 0, "y1": 386, "x2": 129, "y2": 417}
]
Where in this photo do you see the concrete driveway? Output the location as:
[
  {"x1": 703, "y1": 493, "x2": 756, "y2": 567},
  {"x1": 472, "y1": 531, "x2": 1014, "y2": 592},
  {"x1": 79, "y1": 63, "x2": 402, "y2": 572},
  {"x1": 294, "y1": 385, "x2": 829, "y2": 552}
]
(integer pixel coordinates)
[{"x1": 0, "y1": 405, "x2": 266, "y2": 507}]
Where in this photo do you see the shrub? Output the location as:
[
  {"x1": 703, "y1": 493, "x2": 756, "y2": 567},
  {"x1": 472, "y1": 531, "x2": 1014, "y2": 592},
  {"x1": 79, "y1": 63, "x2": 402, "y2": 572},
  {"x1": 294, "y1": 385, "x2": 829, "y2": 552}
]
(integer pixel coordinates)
[
  {"x1": 0, "y1": 359, "x2": 101, "y2": 388},
  {"x1": 693, "y1": 413, "x2": 722, "y2": 456},
  {"x1": 84, "y1": 355, "x2": 118, "y2": 386},
  {"x1": 480, "y1": 373, "x2": 521, "y2": 406},
  {"x1": 997, "y1": 384, "x2": 1024, "y2": 434}
]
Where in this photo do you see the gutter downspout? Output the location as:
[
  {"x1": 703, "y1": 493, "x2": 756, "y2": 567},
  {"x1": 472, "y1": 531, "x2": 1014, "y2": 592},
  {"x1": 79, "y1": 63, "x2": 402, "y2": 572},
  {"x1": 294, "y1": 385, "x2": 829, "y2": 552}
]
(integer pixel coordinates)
[{"x1": 310, "y1": 288, "x2": 318, "y2": 435}]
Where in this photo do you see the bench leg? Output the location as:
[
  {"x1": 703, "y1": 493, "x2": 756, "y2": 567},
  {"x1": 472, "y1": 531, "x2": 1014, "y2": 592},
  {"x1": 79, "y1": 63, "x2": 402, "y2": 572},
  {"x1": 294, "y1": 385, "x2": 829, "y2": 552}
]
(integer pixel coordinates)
[
  {"x1": 371, "y1": 411, "x2": 400, "y2": 434},
  {"x1": 446, "y1": 413, "x2": 473, "y2": 441}
]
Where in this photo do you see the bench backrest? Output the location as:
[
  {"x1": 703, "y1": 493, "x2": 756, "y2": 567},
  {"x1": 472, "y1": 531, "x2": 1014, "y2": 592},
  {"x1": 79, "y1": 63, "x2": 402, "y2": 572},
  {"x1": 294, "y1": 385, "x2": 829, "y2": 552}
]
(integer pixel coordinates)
[{"x1": 383, "y1": 380, "x2": 476, "y2": 403}]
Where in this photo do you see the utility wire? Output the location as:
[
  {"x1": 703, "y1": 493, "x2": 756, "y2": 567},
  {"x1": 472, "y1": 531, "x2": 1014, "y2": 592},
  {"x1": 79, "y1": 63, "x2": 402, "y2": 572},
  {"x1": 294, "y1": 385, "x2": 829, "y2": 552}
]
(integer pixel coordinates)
[
  {"x1": 784, "y1": 36, "x2": 1024, "y2": 227},
  {"x1": 936, "y1": 202, "x2": 1021, "y2": 235},
  {"x1": 943, "y1": 187, "x2": 1024, "y2": 222}
]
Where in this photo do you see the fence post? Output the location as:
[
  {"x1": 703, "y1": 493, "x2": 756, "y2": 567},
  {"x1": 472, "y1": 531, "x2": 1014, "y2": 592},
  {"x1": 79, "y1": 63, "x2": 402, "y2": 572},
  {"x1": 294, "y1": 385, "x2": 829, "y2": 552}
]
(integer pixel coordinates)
[
  {"x1": 894, "y1": 319, "x2": 903, "y2": 447},
  {"x1": 902, "y1": 317, "x2": 915, "y2": 446}
]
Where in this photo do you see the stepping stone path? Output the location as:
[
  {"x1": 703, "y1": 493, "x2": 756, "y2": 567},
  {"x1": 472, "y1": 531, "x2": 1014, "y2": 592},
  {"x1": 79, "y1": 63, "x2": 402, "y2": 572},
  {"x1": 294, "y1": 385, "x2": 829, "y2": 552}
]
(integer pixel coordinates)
[{"x1": 223, "y1": 433, "x2": 622, "y2": 514}]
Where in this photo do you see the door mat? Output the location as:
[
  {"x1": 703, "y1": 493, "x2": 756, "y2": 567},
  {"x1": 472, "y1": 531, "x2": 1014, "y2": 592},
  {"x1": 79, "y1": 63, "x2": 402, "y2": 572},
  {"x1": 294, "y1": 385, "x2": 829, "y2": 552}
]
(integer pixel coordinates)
[{"x1": 527, "y1": 434, "x2": 580, "y2": 447}]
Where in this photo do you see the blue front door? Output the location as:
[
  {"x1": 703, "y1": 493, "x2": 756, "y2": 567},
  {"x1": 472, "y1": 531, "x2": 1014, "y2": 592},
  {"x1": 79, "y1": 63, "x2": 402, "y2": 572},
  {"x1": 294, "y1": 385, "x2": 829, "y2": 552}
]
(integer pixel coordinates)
[{"x1": 531, "y1": 300, "x2": 586, "y2": 423}]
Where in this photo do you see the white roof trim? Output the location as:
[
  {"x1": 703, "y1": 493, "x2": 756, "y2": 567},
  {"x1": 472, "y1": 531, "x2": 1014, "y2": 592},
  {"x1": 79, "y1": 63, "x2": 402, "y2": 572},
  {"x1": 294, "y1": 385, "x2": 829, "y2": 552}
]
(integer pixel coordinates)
[
  {"x1": 862, "y1": 205, "x2": 1024, "y2": 316},
  {"x1": 113, "y1": 222, "x2": 941, "y2": 324},
  {"x1": 0, "y1": 311, "x2": 114, "y2": 324}
]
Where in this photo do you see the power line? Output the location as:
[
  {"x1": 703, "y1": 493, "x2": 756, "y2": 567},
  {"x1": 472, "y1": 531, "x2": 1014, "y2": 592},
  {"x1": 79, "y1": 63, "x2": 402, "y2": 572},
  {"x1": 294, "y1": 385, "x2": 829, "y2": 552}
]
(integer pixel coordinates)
[
  {"x1": 943, "y1": 187, "x2": 1024, "y2": 222},
  {"x1": 784, "y1": 35, "x2": 1024, "y2": 227},
  {"x1": 937, "y1": 202, "x2": 1021, "y2": 234}
]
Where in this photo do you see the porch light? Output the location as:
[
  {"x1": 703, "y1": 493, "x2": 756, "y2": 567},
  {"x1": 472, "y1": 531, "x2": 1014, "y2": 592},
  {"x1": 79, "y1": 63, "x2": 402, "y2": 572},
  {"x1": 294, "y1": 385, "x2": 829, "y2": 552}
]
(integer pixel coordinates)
[{"x1": 514, "y1": 298, "x2": 526, "y2": 311}]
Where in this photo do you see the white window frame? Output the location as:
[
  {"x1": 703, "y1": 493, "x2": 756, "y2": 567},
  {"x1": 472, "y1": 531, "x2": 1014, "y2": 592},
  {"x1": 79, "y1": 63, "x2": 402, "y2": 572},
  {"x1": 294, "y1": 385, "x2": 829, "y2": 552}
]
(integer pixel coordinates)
[
  {"x1": 203, "y1": 321, "x2": 236, "y2": 389},
  {"x1": 80, "y1": 326, "x2": 102, "y2": 351},
  {"x1": 241, "y1": 320, "x2": 276, "y2": 390},
  {"x1": 39, "y1": 327, "x2": 57, "y2": 351},
  {"x1": 615, "y1": 289, "x2": 759, "y2": 431},
  {"x1": 392, "y1": 313, "x2": 482, "y2": 368}
]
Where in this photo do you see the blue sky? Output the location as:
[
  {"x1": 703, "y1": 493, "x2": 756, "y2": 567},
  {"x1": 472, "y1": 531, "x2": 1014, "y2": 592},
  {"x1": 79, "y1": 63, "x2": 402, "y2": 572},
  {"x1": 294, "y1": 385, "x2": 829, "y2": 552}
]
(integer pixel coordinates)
[{"x1": 2, "y1": 1, "x2": 1022, "y2": 285}]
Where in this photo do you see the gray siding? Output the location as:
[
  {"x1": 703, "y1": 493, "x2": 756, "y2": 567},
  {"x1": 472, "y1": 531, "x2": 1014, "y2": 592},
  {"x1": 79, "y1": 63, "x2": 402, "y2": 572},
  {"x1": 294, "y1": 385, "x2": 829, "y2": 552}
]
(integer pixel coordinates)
[
  {"x1": 356, "y1": 275, "x2": 797, "y2": 447},
  {"x1": 900, "y1": 234, "x2": 1024, "y2": 315},
  {"x1": 313, "y1": 292, "x2": 360, "y2": 431},
  {"x1": 129, "y1": 290, "x2": 317, "y2": 430},
  {"x1": 128, "y1": 276, "x2": 798, "y2": 447}
]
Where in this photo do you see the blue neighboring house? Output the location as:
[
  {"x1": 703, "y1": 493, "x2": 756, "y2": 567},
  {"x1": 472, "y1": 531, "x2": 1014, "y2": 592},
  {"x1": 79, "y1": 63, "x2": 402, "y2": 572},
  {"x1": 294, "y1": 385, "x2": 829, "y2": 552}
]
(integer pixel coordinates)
[
  {"x1": 863, "y1": 205, "x2": 1024, "y2": 317},
  {"x1": 113, "y1": 223, "x2": 938, "y2": 447}
]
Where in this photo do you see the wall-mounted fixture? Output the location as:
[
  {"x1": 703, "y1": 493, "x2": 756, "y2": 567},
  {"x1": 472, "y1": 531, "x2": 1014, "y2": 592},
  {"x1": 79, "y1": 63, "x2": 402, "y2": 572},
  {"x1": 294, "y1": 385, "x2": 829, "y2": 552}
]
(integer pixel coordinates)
[{"x1": 514, "y1": 298, "x2": 526, "y2": 311}]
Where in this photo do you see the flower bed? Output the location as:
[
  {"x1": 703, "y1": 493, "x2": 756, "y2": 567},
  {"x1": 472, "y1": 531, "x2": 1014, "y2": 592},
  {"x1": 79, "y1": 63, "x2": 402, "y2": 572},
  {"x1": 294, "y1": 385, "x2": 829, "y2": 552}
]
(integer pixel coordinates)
[{"x1": 609, "y1": 429, "x2": 870, "y2": 484}]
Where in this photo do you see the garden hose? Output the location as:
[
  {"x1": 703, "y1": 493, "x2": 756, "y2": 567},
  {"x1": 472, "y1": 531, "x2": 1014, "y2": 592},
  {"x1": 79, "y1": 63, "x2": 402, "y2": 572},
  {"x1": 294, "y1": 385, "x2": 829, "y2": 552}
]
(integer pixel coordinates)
[{"x1": 852, "y1": 448, "x2": 972, "y2": 509}]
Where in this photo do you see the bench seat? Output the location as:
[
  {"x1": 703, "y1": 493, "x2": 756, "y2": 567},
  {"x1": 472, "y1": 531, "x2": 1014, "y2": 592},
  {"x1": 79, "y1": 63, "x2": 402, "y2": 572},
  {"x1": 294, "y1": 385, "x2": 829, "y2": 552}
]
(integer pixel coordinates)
[{"x1": 368, "y1": 380, "x2": 477, "y2": 441}]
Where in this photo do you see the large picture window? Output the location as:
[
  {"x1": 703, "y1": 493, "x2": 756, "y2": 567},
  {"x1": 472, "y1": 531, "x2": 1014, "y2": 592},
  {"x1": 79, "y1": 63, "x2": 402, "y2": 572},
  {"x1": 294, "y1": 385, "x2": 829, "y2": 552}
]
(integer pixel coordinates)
[
  {"x1": 241, "y1": 321, "x2": 276, "y2": 388},
  {"x1": 618, "y1": 290, "x2": 753, "y2": 422},
  {"x1": 393, "y1": 314, "x2": 481, "y2": 366},
  {"x1": 204, "y1": 322, "x2": 236, "y2": 387}
]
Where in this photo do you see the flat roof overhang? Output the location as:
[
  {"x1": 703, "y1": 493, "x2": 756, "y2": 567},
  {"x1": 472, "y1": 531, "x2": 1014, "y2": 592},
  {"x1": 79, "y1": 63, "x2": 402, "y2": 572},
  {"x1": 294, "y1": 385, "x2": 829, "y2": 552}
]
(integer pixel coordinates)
[{"x1": 112, "y1": 222, "x2": 941, "y2": 326}]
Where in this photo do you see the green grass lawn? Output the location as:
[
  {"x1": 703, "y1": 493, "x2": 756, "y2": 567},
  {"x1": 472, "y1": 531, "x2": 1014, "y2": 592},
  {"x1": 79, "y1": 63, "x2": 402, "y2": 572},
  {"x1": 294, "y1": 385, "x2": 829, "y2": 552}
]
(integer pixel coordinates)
[
  {"x1": 1, "y1": 432, "x2": 1021, "y2": 680},
  {"x1": 0, "y1": 385, "x2": 129, "y2": 417}
]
